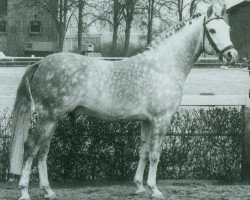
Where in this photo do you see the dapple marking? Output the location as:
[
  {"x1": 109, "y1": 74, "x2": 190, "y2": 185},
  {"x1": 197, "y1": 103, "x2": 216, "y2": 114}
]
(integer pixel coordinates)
[{"x1": 10, "y1": 5, "x2": 238, "y2": 200}]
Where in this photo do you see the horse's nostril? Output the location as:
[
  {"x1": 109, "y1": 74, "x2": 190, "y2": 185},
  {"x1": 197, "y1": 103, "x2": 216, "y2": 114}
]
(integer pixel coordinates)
[{"x1": 227, "y1": 51, "x2": 232, "y2": 58}]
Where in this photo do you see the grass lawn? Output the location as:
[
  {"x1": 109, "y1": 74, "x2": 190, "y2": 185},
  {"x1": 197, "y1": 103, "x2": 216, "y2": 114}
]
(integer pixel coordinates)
[{"x1": 1, "y1": 180, "x2": 250, "y2": 200}]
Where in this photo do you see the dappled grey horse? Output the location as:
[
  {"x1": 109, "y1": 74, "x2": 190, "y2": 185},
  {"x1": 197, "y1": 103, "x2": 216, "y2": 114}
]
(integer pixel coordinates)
[{"x1": 10, "y1": 5, "x2": 238, "y2": 200}]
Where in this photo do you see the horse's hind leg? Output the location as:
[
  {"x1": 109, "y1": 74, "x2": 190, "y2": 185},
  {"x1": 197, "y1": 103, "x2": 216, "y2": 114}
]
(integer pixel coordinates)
[
  {"x1": 18, "y1": 134, "x2": 40, "y2": 200},
  {"x1": 134, "y1": 121, "x2": 150, "y2": 194},
  {"x1": 19, "y1": 156, "x2": 38, "y2": 200},
  {"x1": 37, "y1": 123, "x2": 57, "y2": 199},
  {"x1": 18, "y1": 119, "x2": 56, "y2": 200}
]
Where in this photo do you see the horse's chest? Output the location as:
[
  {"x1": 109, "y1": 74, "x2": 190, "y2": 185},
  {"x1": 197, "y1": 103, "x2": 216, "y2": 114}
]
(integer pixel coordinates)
[{"x1": 147, "y1": 76, "x2": 183, "y2": 116}]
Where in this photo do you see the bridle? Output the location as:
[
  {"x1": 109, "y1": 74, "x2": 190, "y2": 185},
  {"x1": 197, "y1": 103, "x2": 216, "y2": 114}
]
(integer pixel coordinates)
[{"x1": 202, "y1": 16, "x2": 234, "y2": 60}]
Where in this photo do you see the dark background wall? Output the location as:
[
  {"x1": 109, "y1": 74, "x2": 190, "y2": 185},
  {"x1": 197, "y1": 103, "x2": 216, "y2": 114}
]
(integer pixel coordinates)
[{"x1": 228, "y1": 2, "x2": 250, "y2": 59}]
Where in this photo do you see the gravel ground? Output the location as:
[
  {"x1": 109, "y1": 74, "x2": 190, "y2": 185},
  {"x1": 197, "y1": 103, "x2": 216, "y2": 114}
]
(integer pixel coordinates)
[{"x1": 1, "y1": 180, "x2": 250, "y2": 200}]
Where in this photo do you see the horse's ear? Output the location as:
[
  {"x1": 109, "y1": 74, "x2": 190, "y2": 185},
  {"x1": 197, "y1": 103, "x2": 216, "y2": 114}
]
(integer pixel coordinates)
[
  {"x1": 207, "y1": 5, "x2": 213, "y2": 18},
  {"x1": 221, "y1": 4, "x2": 226, "y2": 17}
]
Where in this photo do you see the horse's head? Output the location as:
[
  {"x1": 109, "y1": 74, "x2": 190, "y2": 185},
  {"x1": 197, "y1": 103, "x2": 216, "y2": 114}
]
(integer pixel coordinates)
[{"x1": 203, "y1": 5, "x2": 238, "y2": 64}]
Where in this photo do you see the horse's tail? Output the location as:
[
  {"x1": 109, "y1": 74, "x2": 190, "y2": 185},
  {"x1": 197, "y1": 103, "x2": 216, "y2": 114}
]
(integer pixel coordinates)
[{"x1": 10, "y1": 63, "x2": 39, "y2": 175}]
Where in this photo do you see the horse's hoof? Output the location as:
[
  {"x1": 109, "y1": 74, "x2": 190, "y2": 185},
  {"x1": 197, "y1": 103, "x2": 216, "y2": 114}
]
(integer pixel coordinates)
[
  {"x1": 151, "y1": 192, "x2": 166, "y2": 199},
  {"x1": 44, "y1": 193, "x2": 58, "y2": 199},
  {"x1": 19, "y1": 195, "x2": 31, "y2": 200},
  {"x1": 135, "y1": 187, "x2": 147, "y2": 194},
  {"x1": 246, "y1": 193, "x2": 250, "y2": 197}
]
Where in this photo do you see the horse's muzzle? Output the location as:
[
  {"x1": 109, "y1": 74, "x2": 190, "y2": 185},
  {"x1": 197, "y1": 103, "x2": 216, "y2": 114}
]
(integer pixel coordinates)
[{"x1": 221, "y1": 48, "x2": 238, "y2": 64}]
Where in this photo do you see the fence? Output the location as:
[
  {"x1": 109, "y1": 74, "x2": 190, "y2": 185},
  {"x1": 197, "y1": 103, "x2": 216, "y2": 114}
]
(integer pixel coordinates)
[
  {"x1": 0, "y1": 56, "x2": 247, "y2": 67},
  {"x1": 0, "y1": 94, "x2": 248, "y2": 182},
  {"x1": 47, "y1": 107, "x2": 243, "y2": 182},
  {"x1": 181, "y1": 93, "x2": 250, "y2": 181}
]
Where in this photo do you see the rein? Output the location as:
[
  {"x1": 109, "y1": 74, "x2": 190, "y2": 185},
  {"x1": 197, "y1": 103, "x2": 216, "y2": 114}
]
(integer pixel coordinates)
[{"x1": 202, "y1": 16, "x2": 234, "y2": 60}]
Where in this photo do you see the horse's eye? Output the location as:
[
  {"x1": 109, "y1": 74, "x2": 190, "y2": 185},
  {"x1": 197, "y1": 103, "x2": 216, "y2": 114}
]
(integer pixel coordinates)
[{"x1": 209, "y1": 29, "x2": 216, "y2": 34}]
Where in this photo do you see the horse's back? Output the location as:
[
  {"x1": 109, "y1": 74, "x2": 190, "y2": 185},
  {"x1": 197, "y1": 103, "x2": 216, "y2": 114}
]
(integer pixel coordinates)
[
  {"x1": 28, "y1": 53, "x2": 150, "y2": 120},
  {"x1": 29, "y1": 53, "x2": 112, "y2": 117}
]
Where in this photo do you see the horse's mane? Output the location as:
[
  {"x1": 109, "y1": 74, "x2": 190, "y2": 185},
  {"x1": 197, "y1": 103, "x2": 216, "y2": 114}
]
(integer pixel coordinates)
[{"x1": 141, "y1": 13, "x2": 204, "y2": 53}]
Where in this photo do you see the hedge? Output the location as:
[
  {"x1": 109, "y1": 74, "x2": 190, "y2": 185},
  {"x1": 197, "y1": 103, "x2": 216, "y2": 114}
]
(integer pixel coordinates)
[{"x1": 0, "y1": 107, "x2": 244, "y2": 182}]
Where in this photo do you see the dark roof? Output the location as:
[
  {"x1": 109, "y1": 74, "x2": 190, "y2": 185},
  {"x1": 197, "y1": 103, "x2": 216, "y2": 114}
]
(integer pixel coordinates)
[{"x1": 227, "y1": 0, "x2": 250, "y2": 10}]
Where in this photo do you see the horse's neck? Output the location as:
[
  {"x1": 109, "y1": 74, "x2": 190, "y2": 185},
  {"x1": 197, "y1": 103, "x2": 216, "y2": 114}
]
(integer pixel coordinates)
[{"x1": 144, "y1": 17, "x2": 204, "y2": 82}]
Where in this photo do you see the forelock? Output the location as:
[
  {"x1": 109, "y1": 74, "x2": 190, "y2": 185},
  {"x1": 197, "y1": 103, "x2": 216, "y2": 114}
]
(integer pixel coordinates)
[{"x1": 210, "y1": 4, "x2": 224, "y2": 18}]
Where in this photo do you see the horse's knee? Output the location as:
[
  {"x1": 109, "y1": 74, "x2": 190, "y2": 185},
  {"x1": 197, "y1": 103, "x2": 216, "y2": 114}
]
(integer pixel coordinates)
[
  {"x1": 23, "y1": 140, "x2": 37, "y2": 158},
  {"x1": 149, "y1": 152, "x2": 160, "y2": 164},
  {"x1": 24, "y1": 140, "x2": 33, "y2": 151},
  {"x1": 37, "y1": 152, "x2": 47, "y2": 161},
  {"x1": 139, "y1": 148, "x2": 148, "y2": 158},
  {"x1": 37, "y1": 140, "x2": 51, "y2": 160}
]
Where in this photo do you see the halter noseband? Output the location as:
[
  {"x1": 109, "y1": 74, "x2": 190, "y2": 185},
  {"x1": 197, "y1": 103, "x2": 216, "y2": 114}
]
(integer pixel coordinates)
[{"x1": 203, "y1": 16, "x2": 234, "y2": 60}]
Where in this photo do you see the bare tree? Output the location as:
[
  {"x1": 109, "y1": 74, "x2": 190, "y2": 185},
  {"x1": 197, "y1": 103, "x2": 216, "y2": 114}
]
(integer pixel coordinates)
[
  {"x1": 159, "y1": 0, "x2": 185, "y2": 21},
  {"x1": 138, "y1": 0, "x2": 164, "y2": 45},
  {"x1": 59, "y1": 0, "x2": 69, "y2": 51},
  {"x1": 136, "y1": 0, "x2": 223, "y2": 47},
  {"x1": 77, "y1": 0, "x2": 84, "y2": 52},
  {"x1": 145, "y1": 0, "x2": 155, "y2": 45},
  {"x1": 69, "y1": 0, "x2": 103, "y2": 52},
  {"x1": 111, "y1": 0, "x2": 124, "y2": 54},
  {"x1": 122, "y1": 0, "x2": 139, "y2": 56},
  {"x1": 96, "y1": 0, "x2": 124, "y2": 55},
  {"x1": 157, "y1": 0, "x2": 221, "y2": 22}
]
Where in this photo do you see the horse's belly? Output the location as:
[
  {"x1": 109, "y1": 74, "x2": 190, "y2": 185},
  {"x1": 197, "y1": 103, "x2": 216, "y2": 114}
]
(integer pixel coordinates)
[{"x1": 71, "y1": 106, "x2": 147, "y2": 121}]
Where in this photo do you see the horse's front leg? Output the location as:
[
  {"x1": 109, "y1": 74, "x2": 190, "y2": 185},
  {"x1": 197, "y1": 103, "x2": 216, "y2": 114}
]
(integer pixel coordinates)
[
  {"x1": 134, "y1": 121, "x2": 151, "y2": 194},
  {"x1": 147, "y1": 118, "x2": 169, "y2": 199}
]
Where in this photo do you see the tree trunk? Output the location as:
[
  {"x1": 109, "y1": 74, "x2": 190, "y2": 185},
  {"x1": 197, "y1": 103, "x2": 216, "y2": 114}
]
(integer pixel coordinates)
[
  {"x1": 58, "y1": 0, "x2": 64, "y2": 52},
  {"x1": 63, "y1": 0, "x2": 67, "y2": 29},
  {"x1": 124, "y1": 21, "x2": 131, "y2": 56},
  {"x1": 146, "y1": 0, "x2": 154, "y2": 46},
  {"x1": 63, "y1": 0, "x2": 68, "y2": 51},
  {"x1": 111, "y1": 0, "x2": 119, "y2": 55},
  {"x1": 147, "y1": 18, "x2": 153, "y2": 45},
  {"x1": 123, "y1": 1, "x2": 136, "y2": 56},
  {"x1": 111, "y1": 23, "x2": 118, "y2": 55},
  {"x1": 78, "y1": 0, "x2": 84, "y2": 52},
  {"x1": 58, "y1": 28, "x2": 64, "y2": 52},
  {"x1": 178, "y1": 0, "x2": 183, "y2": 21}
]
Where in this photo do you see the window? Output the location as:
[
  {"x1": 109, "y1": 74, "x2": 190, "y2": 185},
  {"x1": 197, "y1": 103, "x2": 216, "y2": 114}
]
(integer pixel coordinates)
[
  {"x1": 30, "y1": 21, "x2": 42, "y2": 33},
  {"x1": 0, "y1": 0, "x2": 7, "y2": 16},
  {"x1": 0, "y1": 20, "x2": 6, "y2": 32}
]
